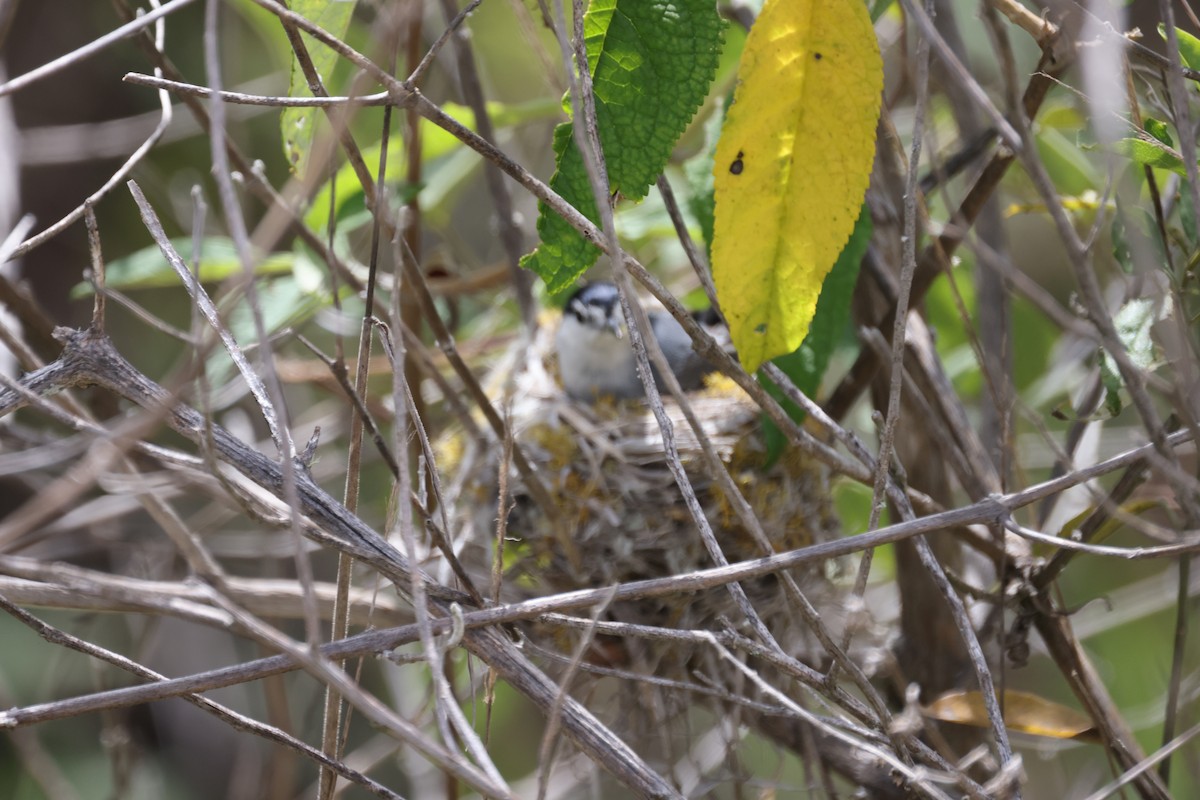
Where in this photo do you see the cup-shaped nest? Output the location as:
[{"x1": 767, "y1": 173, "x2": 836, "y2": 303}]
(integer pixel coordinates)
[{"x1": 445, "y1": 324, "x2": 847, "y2": 676}]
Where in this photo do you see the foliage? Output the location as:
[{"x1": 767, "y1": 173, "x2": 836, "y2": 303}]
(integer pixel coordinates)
[
  {"x1": 280, "y1": 0, "x2": 357, "y2": 175},
  {"x1": 2, "y1": 0, "x2": 1199, "y2": 798},
  {"x1": 519, "y1": 0, "x2": 725, "y2": 293}
]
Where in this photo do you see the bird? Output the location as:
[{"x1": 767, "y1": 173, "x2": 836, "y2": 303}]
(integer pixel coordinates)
[{"x1": 554, "y1": 281, "x2": 717, "y2": 401}]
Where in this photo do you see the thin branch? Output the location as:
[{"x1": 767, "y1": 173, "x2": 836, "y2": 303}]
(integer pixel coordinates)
[
  {"x1": 7, "y1": 17, "x2": 174, "y2": 261},
  {"x1": 122, "y1": 72, "x2": 391, "y2": 106},
  {"x1": 3, "y1": 329, "x2": 676, "y2": 796},
  {"x1": 0, "y1": 0, "x2": 198, "y2": 98},
  {"x1": 0, "y1": 556, "x2": 408, "y2": 627},
  {"x1": 899, "y1": 0, "x2": 1021, "y2": 150},
  {"x1": 437, "y1": 0, "x2": 533, "y2": 326},
  {"x1": 0, "y1": 595, "x2": 408, "y2": 800},
  {"x1": 3, "y1": 332, "x2": 1193, "y2": 735}
]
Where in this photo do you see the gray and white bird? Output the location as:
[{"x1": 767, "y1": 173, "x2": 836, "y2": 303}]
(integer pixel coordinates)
[{"x1": 555, "y1": 281, "x2": 717, "y2": 401}]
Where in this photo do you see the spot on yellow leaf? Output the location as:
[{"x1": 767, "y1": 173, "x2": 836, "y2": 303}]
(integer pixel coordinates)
[{"x1": 712, "y1": 0, "x2": 882, "y2": 373}]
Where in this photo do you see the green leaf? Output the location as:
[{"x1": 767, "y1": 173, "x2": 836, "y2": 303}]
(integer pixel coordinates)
[
  {"x1": 1144, "y1": 117, "x2": 1173, "y2": 147},
  {"x1": 761, "y1": 205, "x2": 871, "y2": 461},
  {"x1": 520, "y1": 0, "x2": 726, "y2": 293},
  {"x1": 1159, "y1": 24, "x2": 1200, "y2": 71},
  {"x1": 72, "y1": 237, "x2": 294, "y2": 297},
  {"x1": 1035, "y1": 127, "x2": 1099, "y2": 196},
  {"x1": 228, "y1": 274, "x2": 323, "y2": 342},
  {"x1": 203, "y1": 245, "x2": 331, "y2": 385},
  {"x1": 1180, "y1": 178, "x2": 1199, "y2": 248},
  {"x1": 1110, "y1": 209, "x2": 1135, "y2": 275},
  {"x1": 303, "y1": 99, "x2": 558, "y2": 234},
  {"x1": 521, "y1": 125, "x2": 603, "y2": 294},
  {"x1": 1111, "y1": 199, "x2": 1168, "y2": 276},
  {"x1": 684, "y1": 97, "x2": 727, "y2": 256},
  {"x1": 1098, "y1": 355, "x2": 1123, "y2": 416},
  {"x1": 1100, "y1": 296, "x2": 1168, "y2": 416},
  {"x1": 281, "y1": 0, "x2": 358, "y2": 176},
  {"x1": 869, "y1": 0, "x2": 894, "y2": 22},
  {"x1": 1112, "y1": 136, "x2": 1187, "y2": 176}
]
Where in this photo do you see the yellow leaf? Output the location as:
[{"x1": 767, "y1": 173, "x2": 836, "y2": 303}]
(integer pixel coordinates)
[
  {"x1": 1004, "y1": 190, "x2": 1109, "y2": 218},
  {"x1": 925, "y1": 689, "x2": 1099, "y2": 742},
  {"x1": 712, "y1": 0, "x2": 882, "y2": 372}
]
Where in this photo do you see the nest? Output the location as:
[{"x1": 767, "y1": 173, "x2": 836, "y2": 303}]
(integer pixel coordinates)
[
  {"x1": 427, "y1": 315, "x2": 895, "y2": 783},
  {"x1": 444, "y1": 322, "x2": 848, "y2": 679}
]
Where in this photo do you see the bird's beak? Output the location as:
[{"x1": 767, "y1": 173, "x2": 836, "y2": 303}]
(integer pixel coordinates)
[{"x1": 605, "y1": 317, "x2": 624, "y2": 339}]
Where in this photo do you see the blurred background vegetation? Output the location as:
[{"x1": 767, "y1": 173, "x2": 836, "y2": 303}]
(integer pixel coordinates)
[{"x1": 1, "y1": 0, "x2": 1198, "y2": 798}]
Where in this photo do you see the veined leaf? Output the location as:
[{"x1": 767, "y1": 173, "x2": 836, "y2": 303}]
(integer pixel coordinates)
[
  {"x1": 281, "y1": 0, "x2": 357, "y2": 176},
  {"x1": 712, "y1": 0, "x2": 883, "y2": 372},
  {"x1": 1144, "y1": 117, "x2": 1174, "y2": 146},
  {"x1": 1100, "y1": 296, "x2": 1169, "y2": 416},
  {"x1": 1111, "y1": 135, "x2": 1187, "y2": 176},
  {"x1": 520, "y1": 0, "x2": 725, "y2": 294}
]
